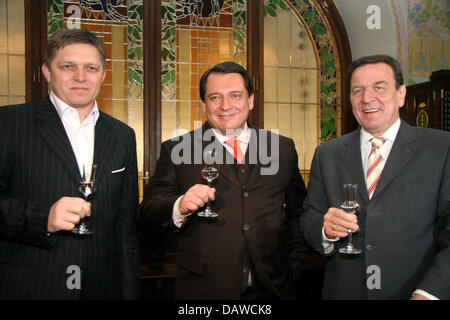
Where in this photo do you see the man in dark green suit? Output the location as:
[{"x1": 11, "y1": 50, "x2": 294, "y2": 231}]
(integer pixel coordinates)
[
  {"x1": 0, "y1": 29, "x2": 140, "y2": 299},
  {"x1": 300, "y1": 55, "x2": 450, "y2": 299}
]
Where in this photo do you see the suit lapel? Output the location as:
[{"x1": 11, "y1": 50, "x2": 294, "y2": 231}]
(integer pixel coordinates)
[
  {"x1": 340, "y1": 130, "x2": 369, "y2": 202},
  {"x1": 371, "y1": 121, "x2": 418, "y2": 199},
  {"x1": 93, "y1": 113, "x2": 117, "y2": 184},
  {"x1": 198, "y1": 123, "x2": 241, "y2": 189},
  {"x1": 35, "y1": 97, "x2": 81, "y2": 184}
]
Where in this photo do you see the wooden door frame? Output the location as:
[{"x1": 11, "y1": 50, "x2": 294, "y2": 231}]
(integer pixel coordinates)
[
  {"x1": 247, "y1": 0, "x2": 264, "y2": 129},
  {"x1": 25, "y1": 0, "x2": 48, "y2": 102},
  {"x1": 144, "y1": 1, "x2": 161, "y2": 178}
]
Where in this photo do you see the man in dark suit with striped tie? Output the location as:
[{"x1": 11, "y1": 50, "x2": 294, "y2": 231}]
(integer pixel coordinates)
[
  {"x1": 300, "y1": 55, "x2": 450, "y2": 299},
  {"x1": 0, "y1": 29, "x2": 140, "y2": 299}
]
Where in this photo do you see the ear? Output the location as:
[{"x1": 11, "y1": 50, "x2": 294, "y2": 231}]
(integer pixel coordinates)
[
  {"x1": 42, "y1": 63, "x2": 51, "y2": 83},
  {"x1": 397, "y1": 84, "x2": 406, "y2": 108},
  {"x1": 101, "y1": 69, "x2": 106, "y2": 83},
  {"x1": 202, "y1": 100, "x2": 206, "y2": 113},
  {"x1": 248, "y1": 93, "x2": 255, "y2": 111}
]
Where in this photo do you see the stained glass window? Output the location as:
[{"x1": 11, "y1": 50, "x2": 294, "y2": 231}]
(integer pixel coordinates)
[
  {"x1": 161, "y1": 0, "x2": 247, "y2": 142},
  {"x1": 263, "y1": 0, "x2": 341, "y2": 183}
]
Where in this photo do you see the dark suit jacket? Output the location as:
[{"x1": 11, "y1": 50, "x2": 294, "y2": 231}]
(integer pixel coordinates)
[
  {"x1": 139, "y1": 123, "x2": 309, "y2": 299},
  {"x1": 300, "y1": 121, "x2": 450, "y2": 299},
  {"x1": 0, "y1": 98, "x2": 140, "y2": 299}
]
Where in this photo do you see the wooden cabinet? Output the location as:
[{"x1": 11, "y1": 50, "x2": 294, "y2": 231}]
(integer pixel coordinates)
[{"x1": 402, "y1": 70, "x2": 450, "y2": 131}]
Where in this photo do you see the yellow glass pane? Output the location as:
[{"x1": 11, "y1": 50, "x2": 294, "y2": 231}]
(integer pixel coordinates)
[
  {"x1": 264, "y1": 103, "x2": 278, "y2": 130},
  {"x1": 276, "y1": 9, "x2": 291, "y2": 68},
  {"x1": 264, "y1": 67, "x2": 277, "y2": 102},
  {"x1": 8, "y1": 55, "x2": 25, "y2": 96},
  {"x1": 277, "y1": 68, "x2": 291, "y2": 103},
  {"x1": 0, "y1": 54, "x2": 7, "y2": 96},
  {"x1": 263, "y1": 13, "x2": 277, "y2": 66},
  {"x1": 178, "y1": 30, "x2": 190, "y2": 63},
  {"x1": 0, "y1": 1, "x2": 7, "y2": 55},
  {"x1": 7, "y1": 0, "x2": 25, "y2": 55},
  {"x1": 0, "y1": 96, "x2": 7, "y2": 107},
  {"x1": 8, "y1": 96, "x2": 25, "y2": 105}
]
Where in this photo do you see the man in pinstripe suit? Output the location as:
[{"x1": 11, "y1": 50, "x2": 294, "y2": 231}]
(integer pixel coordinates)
[{"x1": 0, "y1": 29, "x2": 140, "y2": 299}]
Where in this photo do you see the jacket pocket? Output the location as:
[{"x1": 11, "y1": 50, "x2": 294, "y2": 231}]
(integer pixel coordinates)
[{"x1": 177, "y1": 250, "x2": 203, "y2": 275}]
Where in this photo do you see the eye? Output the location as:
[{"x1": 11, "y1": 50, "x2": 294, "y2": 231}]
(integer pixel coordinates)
[
  {"x1": 61, "y1": 64, "x2": 74, "y2": 70},
  {"x1": 351, "y1": 88, "x2": 363, "y2": 96},
  {"x1": 86, "y1": 65, "x2": 99, "y2": 72},
  {"x1": 230, "y1": 92, "x2": 243, "y2": 100},
  {"x1": 374, "y1": 86, "x2": 385, "y2": 92},
  {"x1": 208, "y1": 95, "x2": 222, "y2": 103}
]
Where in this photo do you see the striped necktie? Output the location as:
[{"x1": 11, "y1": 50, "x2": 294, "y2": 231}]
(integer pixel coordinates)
[
  {"x1": 225, "y1": 139, "x2": 244, "y2": 163},
  {"x1": 366, "y1": 137, "x2": 386, "y2": 199}
]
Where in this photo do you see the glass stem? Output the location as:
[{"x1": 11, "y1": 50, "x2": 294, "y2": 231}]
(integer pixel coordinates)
[
  {"x1": 206, "y1": 179, "x2": 212, "y2": 210},
  {"x1": 348, "y1": 229, "x2": 353, "y2": 248}
]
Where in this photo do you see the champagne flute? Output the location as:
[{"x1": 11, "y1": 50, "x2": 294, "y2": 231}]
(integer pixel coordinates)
[
  {"x1": 72, "y1": 164, "x2": 97, "y2": 236},
  {"x1": 338, "y1": 183, "x2": 361, "y2": 255},
  {"x1": 198, "y1": 150, "x2": 219, "y2": 218}
]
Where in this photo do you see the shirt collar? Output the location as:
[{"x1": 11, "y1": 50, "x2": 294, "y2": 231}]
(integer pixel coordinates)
[
  {"x1": 211, "y1": 122, "x2": 251, "y2": 144},
  {"x1": 361, "y1": 118, "x2": 401, "y2": 146},
  {"x1": 50, "y1": 91, "x2": 99, "y2": 124}
]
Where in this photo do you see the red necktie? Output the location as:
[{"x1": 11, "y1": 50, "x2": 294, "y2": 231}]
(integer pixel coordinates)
[
  {"x1": 366, "y1": 137, "x2": 386, "y2": 199},
  {"x1": 225, "y1": 139, "x2": 244, "y2": 163}
]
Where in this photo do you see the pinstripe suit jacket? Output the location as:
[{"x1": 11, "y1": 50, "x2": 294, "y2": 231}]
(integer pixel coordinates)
[{"x1": 0, "y1": 97, "x2": 140, "y2": 299}]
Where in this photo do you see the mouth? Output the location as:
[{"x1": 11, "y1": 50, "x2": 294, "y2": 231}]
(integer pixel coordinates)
[
  {"x1": 71, "y1": 87, "x2": 89, "y2": 92},
  {"x1": 363, "y1": 108, "x2": 381, "y2": 114},
  {"x1": 218, "y1": 114, "x2": 237, "y2": 119}
]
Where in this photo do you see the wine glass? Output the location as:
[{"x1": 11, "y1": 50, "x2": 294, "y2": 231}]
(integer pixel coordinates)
[
  {"x1": 198, "y1": 150, "x2": 219, "y2": 218},
  {"x1": 72, "y1": 164, "x2": 97, "y2": 236},
  {"x1": 338, "y1": 183, "x2": 361, "y2": 255}
]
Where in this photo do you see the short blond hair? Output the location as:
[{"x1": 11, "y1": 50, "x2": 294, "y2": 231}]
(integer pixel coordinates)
[{"x1": 45, "y1": 29, "x2": 106, "y2": 69}]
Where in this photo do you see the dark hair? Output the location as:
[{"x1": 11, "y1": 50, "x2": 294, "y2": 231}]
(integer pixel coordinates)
[
  {"x1": 347, "y1": 54, "x2": 404, "y2": 93},
  {"x1": 45, "y1": 29, "x2": 106, "y2": 69},
  {"x1": 199, "y1": 61, "x2": 253, "y2": 101}
]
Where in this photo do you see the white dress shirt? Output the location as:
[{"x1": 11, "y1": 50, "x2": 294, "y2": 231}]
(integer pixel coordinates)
[{"x1": 50, "y1": 91, "x2": 99, "y2": 181}]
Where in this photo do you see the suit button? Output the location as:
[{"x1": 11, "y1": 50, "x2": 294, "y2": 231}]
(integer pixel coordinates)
[
  {"x1": 366, "y1": 245, "x2": 372, "y2": 251},
  {"x1": 241, "y1": 169, "x2": 246, "y2": 174},
  {"x1": 243, "y1": 224, "x2": 250, "y2": 231},
  {"x1": 243, "y1": 192, "x2": 249, "y2": 198}
]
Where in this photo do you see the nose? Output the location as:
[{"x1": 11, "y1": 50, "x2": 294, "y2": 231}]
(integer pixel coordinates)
[
  {"x1": 73, "y1": 67, "x2": 86, "y2": 82},
  {"x1": 220, "y1": 95, "x2": 233, "y2": 110},
  {"x1": 361, "y1": 87, "x2": 375, "y2": 103}
]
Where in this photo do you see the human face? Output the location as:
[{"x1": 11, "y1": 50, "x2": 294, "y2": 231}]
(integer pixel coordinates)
[
  {"x1": 202, "y1": 72, "x2": 254, "y2": 136},
  {"x1": 42, "y1": 43, "x2": 106, "y2": 118},
  {"x1": 350, "y1": 62, "x2": 406, "y2": 137}
]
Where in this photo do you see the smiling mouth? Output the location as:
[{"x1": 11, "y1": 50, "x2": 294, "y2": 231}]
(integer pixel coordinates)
[
  {"x1": 218, "y1": 114, "x2": 237, "y2": 119},
  {"x1": 363, "y1": 108, "x2": 381, "y2": 113}
]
